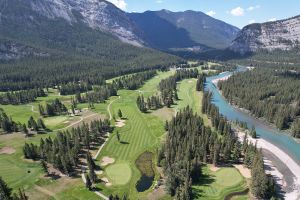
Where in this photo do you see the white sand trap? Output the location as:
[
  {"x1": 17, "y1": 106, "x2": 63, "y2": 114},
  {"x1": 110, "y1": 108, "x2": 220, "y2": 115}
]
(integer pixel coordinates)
[
  {"x1": 210, "y1": 165, "x2": 220, "y2": 172},
  {"x1": 234, "y1": 164, "x2": 251, "y2": 178},
  {"x1": 188, "y1": 80, "x2": 193, "y2": 83},
  {"x1": 63, "y1": 121, "x2": 69, "y2": 124},
  {"x1": 115, "y1": 120, "x2": 126, "y2": 128},
  {"x1": 0, "y1": 147, "x2": 16, "y2": 154},
  {"x1": 101, "y1": 156, "x2": 115, "y2": 166},
  {"x1": 101, "y1": 177, "x2": 112, "y2": 186},
  {"x1": 95, "y1": 170, "x2": 103, "y2": 175}
]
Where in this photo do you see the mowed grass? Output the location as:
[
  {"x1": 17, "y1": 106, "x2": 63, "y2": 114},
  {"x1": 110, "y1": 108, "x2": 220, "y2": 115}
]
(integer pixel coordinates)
[
  {"x1": 105, "y1": 162, "x2": 132, "y2": 185},
  {"x1": 98, "y1": 71, "x2": 175, "y2": 198},
  {"x1": 192, "y1": 165, "x2": 247, "y2": 200},
  {"x1": 0, "y1": 134, "x2": 44, "y2": 190},
  {"x1": 175, "y1": 78, "x2": 211, "y2": 126}
]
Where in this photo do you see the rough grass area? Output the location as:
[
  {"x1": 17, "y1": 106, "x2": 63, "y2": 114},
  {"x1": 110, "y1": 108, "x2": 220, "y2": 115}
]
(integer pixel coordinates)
[
  {"x1": 105, "y1": 162, "x2": 132, "y2": 185},
  {"x1": 192, "y1": 165, "x2": 248, "y2": 200}
]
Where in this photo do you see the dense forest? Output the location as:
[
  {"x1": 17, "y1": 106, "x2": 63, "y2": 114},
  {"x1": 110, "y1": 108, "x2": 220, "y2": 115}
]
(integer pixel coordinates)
[
  {"x1": 159, "y1": 105, "x2": 276, "y2": 199},
  {"x1": 0, "y1": 88, "x2": 46, "y2": 105},
  {"x1": 218, "y1": 68, "x2": 300, "y2": 137},
  {"x1": 0, "y1": 56, "x2": 180, "y2": 92},
  {"x1": 23, "y1": 119, "x2": 111, "y2": 176}
]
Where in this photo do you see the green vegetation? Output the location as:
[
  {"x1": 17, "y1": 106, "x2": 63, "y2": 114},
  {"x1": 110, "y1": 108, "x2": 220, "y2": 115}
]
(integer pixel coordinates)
[
  {"x1": 219, "y1": 67, "x2": 300, "y2": 137},
  {"x1": 192, "y1": 165, "x2": 247, "y2": 200},
  {"x1": 105, "y1": 162, "x2": 132, "y2": 185}
]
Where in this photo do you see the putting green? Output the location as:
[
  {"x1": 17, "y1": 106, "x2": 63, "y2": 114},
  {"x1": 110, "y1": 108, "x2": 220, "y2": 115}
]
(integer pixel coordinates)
[
  {"x1": 105, "y1": 162, "x2": 132, "y2": 185},
  {"x1": 192, "y1": 166, "x2": 246, "y2": 200}
]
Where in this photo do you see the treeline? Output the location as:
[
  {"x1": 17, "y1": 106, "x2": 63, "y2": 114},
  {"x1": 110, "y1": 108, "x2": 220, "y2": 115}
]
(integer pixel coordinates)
[
  {"x1": 39, "y1": 99, "x2": 68, "y2": 117},
  {"x1": 0, "y1": 88, "x2": 46, "y2": 105},
  {"x1": 0, "y1": 108, "x2": 29, "y2": 134},
  {"x1": 112, "y1": 70, "x2": 157, "y2": 90},
  {"x1": 196, "y1": 74, "x2": 206, "y2": 92},
  {"x1": 0, "y1": 177, "x2": 28, "y2": 200},
  {"x1": 218, "y1": 68, "x2": 300, "y2": 137},
  {"x1": 159, "y1": 107, "x2": 239, "y2": 199},
  {"x1": 0, "y1": 54, "x2": 180, "y2": 92},
  {"x1": 159, "y1": 83, "x2": 277, "y2": 199},
  {"x1": 59, "y1": 82, "x2": 93, "y2": 96},
  {"x1": 242, "y1": 135, "x2": 277, "y2": 199},
  {"x1": 23, "y1": 119, "x2": 111, "y2": 175},
  {"x1": 136, "y1": 69, "x2": 200, "y2": 112}
]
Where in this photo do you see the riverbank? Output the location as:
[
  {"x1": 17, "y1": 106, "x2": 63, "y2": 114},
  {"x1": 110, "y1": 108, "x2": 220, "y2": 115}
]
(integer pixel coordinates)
[{"x1": 235, "y1": 130, "x2": 300, "y2": 200}]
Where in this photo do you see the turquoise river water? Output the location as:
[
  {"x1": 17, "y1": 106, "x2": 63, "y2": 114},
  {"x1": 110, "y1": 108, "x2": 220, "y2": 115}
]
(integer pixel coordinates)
[{"x1": 205, "y1": 67, "x2": 300, "y2": 165}]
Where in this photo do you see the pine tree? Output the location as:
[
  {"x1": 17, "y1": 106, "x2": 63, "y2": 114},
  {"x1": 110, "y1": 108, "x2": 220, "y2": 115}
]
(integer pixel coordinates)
[
  {"x1": 37, "y1": 118, "x2": 46, "y2": 130},
  {"x1": 85, "y1": 174, "x2": 92, "y2": 190},
  {"x1": 0, "y1": 176, "x2": 12, "y2": 200},
  {"x1": 118, "y1": 109, "x2": 123, "y2": 119},
  {"x1": 116, "y1": 131, "x2": 121, "y2": 143},
  {"x1": 41, "y1": 160, "x2": 48, "y2": 176}
]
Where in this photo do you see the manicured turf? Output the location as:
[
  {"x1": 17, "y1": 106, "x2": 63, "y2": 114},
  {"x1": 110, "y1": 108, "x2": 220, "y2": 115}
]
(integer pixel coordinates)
[
  {"x1": 0, "y1": 134, "x2": 43, "y2": 190},
  {"x1": 105, "y1": 162, "x2": 132, "y2": 185},
  {"x1": 192, "y1": 165, "x2": 247, "y2": 200},
  {"x1": 175, "y1": 78, "x2": 211, "y2": 126},
  {"x1": 98, "y1": 71, "x2": 175, "y2": 198}
]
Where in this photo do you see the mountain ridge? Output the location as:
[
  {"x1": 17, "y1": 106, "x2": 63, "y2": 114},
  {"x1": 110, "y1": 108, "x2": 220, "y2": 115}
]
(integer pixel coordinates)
[{"x1": 230, "y1": 15, "x2": 300, "y2": 54}]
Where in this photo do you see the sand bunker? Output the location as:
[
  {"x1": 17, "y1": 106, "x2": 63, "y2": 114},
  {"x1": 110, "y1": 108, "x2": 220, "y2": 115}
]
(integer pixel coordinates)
[
  {"x1": 0, "y1": 147, "x2": 16, "y2": 154},
  {"x1": 101, "y1": 156, "x2": 115, "y2": 166},
  {"x1": 115, "y1": 120, "x2": 126, "y2": 128},
  {"x1": 95, "y1": 170, "x2": 103, "y2": 175},
  {"x1": 234, "y1": 164, "x2": 251, "y2": 178},
  {"x1": 101, "y1": 177, "x2": 112, "y2": 186},
  {"x1": 188, "y1": 80, "x2": 193, "y2": 83},
  {"x1": 209, "y1": 165, "x2": 220, "y2": 172}
]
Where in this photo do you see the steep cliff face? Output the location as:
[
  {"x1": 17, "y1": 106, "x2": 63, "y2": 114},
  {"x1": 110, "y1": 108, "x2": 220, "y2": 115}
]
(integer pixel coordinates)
[
  {"x1": 230, "y1": 16, "x2": 300, "y2": 54},
  {"x1": 0, "y1": 0, "x2": 144, "y2": 47}
]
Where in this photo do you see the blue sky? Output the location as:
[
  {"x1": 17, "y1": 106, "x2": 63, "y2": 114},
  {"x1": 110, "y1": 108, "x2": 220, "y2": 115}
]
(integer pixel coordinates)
[{"x1": 107, "y1": 0, "x2": 300, "y2": 28}]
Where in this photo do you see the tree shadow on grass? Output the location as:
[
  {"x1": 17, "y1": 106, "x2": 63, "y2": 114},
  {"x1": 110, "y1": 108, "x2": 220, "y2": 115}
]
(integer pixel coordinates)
[
  {"x1": 120, "y1": 141, "x2": 130, "y2": 145},
  {"x1": 192, "y1": 173, "x2": 216, "y2": 199}
]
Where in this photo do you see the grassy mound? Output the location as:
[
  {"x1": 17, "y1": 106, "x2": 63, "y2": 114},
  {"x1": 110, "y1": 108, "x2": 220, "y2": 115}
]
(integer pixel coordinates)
[{"x1": 105, "y1": 162, "x2": 132, "y2": 185}]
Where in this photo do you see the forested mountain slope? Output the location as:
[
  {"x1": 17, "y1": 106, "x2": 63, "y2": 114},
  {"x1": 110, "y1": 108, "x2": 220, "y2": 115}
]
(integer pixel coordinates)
[
  {"x1": 128, "y1": 10, "x2": 239, "y2": 50},
  {"x1": 0, "y1": 0, "x2": 180, "y2": 91}
]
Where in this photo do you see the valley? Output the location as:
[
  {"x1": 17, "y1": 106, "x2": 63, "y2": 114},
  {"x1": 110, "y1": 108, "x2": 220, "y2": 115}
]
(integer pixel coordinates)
[{"x1": 0, "y1": 1, "x2": 300, "y2": 200}]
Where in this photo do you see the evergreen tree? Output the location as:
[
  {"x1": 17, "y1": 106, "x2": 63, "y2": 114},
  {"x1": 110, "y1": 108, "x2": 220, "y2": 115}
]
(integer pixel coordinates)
[
  {"x1": 0, "y1": 177, "x2": 12, "y2": 200},
  {"x1": 85, "y1": 174, "x2": 92, "y2": 190},
  {"x1": 118, "y1": 109, "x2": 123, "y2": 119}
]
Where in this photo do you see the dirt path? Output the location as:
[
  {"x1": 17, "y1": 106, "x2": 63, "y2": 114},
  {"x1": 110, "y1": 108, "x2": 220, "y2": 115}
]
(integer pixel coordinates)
[
  {"x1": 107, "y1": 96, "x2": 120, "y2": 120},
  {"x1": 82, "y1": 97, "x2": 120, "y2": 200},
  {"x1": 34, "y1": 185, "x2": 58, "y2": 200},
  {"x1": 28, "y1": 105, "x2": 38, "y2": 113},
  {"x1": 54, "y1": 113, "x2": 97, "y2": 132}
]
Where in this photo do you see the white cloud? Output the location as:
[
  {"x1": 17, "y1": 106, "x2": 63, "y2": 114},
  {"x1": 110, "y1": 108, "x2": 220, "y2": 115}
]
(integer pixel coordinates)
[
  {"x1": 268, "y1": 18, "x2": 277, "y2": 22},
  {"x1": 156, "y1": 0, "x2": 163, "y2": 3},
  {"x1": 107, "y1": 0, "x2": 127, "y2": 10},
  {"x1": 249, "y1": 19, "x2": 256, "y2": 24},
  {"x1": 230, "y1": 7, "x2": 244, "y2": 16},
  {"x1": 247, "y1": 5, "x2": 260, "y2": 11},
  {"x1": 206, "y1": 10, "x2": 216, "y2": 17}
]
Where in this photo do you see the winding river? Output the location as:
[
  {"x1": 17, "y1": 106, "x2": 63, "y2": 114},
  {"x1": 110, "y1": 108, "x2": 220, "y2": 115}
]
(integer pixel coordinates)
[{"x1": 205, "y1": 67, "x2": 300, "y2": 166}]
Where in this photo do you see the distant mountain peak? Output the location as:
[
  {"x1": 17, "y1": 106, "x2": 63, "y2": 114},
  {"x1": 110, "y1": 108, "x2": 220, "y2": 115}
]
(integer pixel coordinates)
[{"x1": 230, "y1": 15, "x2": 300, "y2": 54}]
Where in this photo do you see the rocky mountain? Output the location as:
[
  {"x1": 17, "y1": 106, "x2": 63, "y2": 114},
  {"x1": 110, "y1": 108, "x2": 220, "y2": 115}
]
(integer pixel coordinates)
[
  {"x1": 29, "y1": 0, "x2": 144, "y2": 46},
  {"x1": 230, "y1": 15, "x2": 300, "y2": 55},
  {"x1": 128, "y1": 10, "x2": 240, "y2": 50}
]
